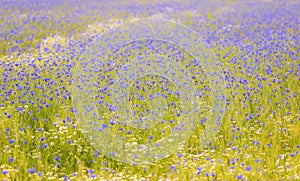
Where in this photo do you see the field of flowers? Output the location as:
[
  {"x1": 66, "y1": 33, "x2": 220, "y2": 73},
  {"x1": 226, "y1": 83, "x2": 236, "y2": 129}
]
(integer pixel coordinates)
[{"x1": 0, "y1": 0, "x2": 299, "y2": 180}]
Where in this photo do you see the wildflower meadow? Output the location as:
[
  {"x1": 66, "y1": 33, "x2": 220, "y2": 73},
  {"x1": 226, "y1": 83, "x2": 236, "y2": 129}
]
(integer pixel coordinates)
[{"x1": 0, "y1": 0, "x2": 299, "y2": 180}]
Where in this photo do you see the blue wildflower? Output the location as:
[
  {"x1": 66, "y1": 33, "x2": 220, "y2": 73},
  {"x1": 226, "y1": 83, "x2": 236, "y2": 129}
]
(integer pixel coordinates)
[{"x1": 28, "y1": 168, "x2": 35, "y2": 174}]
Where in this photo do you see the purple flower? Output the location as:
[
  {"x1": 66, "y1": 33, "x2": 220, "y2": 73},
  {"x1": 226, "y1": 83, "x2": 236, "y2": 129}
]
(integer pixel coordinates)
[
  {"x1": 15, "y1": 107, "x2": 23, "y2": 112},
  {"x1": 67, "y1": 140, "x2": 72, "y2": 144},
  {"x1": 197, "y1": 166, "x2": 203, "y2": 171},
  {"x1": 28, "y1": 168, "x2": 35, "y2": 174},
  {"x1": 62, "y1": 176, "x2": 68, "y2": 180},
  {"x1": 237, "y1": 174, "x2": 243, "y2": 180},
  {"x1": 200, "y1": 117, "x2": 206, "y2": 124},
  {"x1": 88, "y1": 169, "x2": 94, "y2": 174},
  {"x1": 90, "y1": 174, "x2": 97, "y2": 179},
  {"x1": 177, "y1": 153, "x2": 183, "y2": 158},
  {"x1": 2, "y1": 169, "x2": 8, "y2": 175},
  {"x1": 245, "y1": 166, "x2": 252, "y2": 171},
  {"x1": 170, "y1": 165, "x2": 176, "y2": 172},
  {"x1": 8, "y1": 157, "x2": 13, "y2": 162},
  {"x1": 231, "y1": 146, "x2": 238, "y2": 151},
  {"x1": 9, "y1": 139, "x2": 15, "y2": 144}
]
